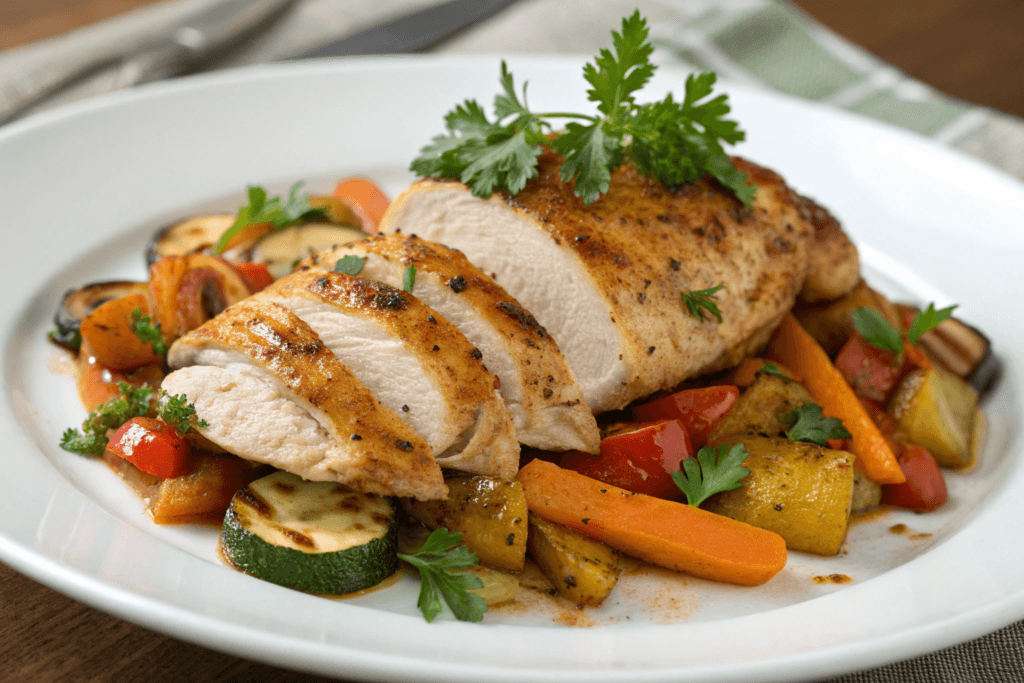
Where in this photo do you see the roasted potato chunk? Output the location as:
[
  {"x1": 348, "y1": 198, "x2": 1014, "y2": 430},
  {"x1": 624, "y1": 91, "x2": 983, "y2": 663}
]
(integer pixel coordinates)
[
  {"x1": 708, "y1": 374, "x2": 814, "y2": 443},
  {"x1": 890, "y1": 367, "x2": 980, "y2": 467},
  {"x1": 850, "y1": 470, "x2": 882, "y2": 513},
  {"x1": 527, "y1": 513, "x2": 619, "y2": 607},
  {"x1": 405, "y1": 475, "x2": 527, "y2": 571},
  {"x1": 793, "y1": 280, "x2": 901, "y2": 356},
  {"x1": 704, "y1": 436, "x2": 855, "y2": 556}
]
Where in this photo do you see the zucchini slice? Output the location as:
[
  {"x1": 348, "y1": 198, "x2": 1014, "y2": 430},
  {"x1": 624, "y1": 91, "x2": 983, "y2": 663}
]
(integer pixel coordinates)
[{"x1": 221, "y1": 471, "x2": 398, "y2": 594}]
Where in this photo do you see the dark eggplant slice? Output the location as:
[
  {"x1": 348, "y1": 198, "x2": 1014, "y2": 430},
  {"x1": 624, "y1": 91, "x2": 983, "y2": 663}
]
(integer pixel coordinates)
[
  {"x1": 55, "y1": 281, "x2": 150, "y2": 336},
  {"x1": 916, "y1": 317, "x2": 1001, "y2": 395},
  {"x1": 146, "y1": 214, "x2": 237, "y2": 267},
  {"x1": 248, "y1": 223, "x2": 368, "y2": 279}
]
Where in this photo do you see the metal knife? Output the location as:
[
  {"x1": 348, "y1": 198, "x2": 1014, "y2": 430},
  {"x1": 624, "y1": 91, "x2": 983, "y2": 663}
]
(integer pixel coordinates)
[
  {"x1": 0, "y1": 0, "x2": 298, "y2": 126},
  {"x1": 298, "y1": 0, "x2": 520, "y2": 58}
]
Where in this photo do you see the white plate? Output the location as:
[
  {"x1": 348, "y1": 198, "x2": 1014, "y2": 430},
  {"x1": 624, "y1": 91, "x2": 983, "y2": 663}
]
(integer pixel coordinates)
[{"x1": 0, "y1": 56, "x2": 1022, "y2": 683}]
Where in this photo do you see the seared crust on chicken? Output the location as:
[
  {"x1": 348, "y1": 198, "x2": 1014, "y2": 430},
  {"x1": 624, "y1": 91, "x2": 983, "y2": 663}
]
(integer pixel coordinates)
[
  {"x1": 381, "y1": 152, "x2": 815, "y2": 412},
  {"x1": 305, "y1": 234, "x2": 600, "y2": 453},
  {"x1": 165, "y1": 299, "x2": 447, "y2": 500},
  {"x1": 261, "y1": 270, "x2": 519, "y2": 480},
  {"x1": 798, "y1": 196, "x2": 860, "y2": 303}
]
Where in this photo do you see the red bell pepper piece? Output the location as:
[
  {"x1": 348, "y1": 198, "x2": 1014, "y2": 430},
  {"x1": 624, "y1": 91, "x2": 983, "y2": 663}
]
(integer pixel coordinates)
[
  {"x1": 882, "y1": 445, "x2": 947, "y2": 511},
  {"x1": 233, "y1": 261, "x2": 275, "y2": 293},
  {"x1": 835, "y1": 334, "x2": 933, "y2": 404},
  {"x1": 106, "y1": 417, "x2": 192, "y2": 479},
  {"x1": 559, "y1": 420, "x2": 692, "y2": 499},
  {"x1": 632, "y1": 385, "x2": 739, "y2": 449}
]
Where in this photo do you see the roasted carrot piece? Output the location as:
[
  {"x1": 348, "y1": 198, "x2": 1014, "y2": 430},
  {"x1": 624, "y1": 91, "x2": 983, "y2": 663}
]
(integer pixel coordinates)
[
  {"x1": 516, "y1": 459, "x2": 787, "y2": 587},
  {"x1": 333, "y1": 178, "x2": 389, "y2": 232},
  {"x1": 724, "y1": 358, "x2": 803, "y2": 387},
  {"x1": 767, "y1": 314, "x2": 905, "y2": 484},
  {"x1": 78, "y1": 293, "x2": 163, "y2": 371}
]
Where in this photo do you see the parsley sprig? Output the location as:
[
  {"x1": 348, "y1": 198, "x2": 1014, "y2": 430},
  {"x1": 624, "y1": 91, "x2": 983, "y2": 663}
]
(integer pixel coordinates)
[
  {"x1": 682, "y1": 284, "x2": 725, "y2": 323},
  {"x1": 671, "y1": 443, "x2": 750, "y2": 507},
  {"x1": 60, "y1": 384, "x2": 207, "y2": 456},
  {"x1": 398, "y1": 528, "x2": 487, "y2": 623},
  {"x1": 403, "y1": 265, "x2": 417, "y2": 293},
  {"x1": 758, "y1": 361, "x2": 793, "y2": 383},
  {"x1": 216, "y1": 182, "x2": 327, "y2": 253},
  {"x1": 131, "y1": 307, "x2": 167, "y2": 355},
  {"x1": 780, "y1": 403, "x2": 852, "y2": 446},
  {"x1": 60, "y1": 383, "x2": 155, "y2": 457},
  {"x1": 852, "y1": 303, "x2": 957, "y2": 354},
  {"x1": 334, "y1": 255, "x2": 366, "y2": 275},
  {"x1": 411, "y1": 11, "x2": 752, "y2": 206}
]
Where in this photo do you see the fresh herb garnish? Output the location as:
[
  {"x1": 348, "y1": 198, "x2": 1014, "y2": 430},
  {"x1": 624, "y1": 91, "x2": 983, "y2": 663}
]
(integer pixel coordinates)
[
  {"x1": 216, "y1": 182, "x2": 327, "y2": 253},
  {"x1": 403, "y1": 265, "x2": 417, "y2": 293},
  {"x1": 60, "y1": 383, "x2": 155, "y2": 456},
  {"x1": 682, "y1": 284, "x2": 725, "y2": 323},
  {"x1": 758, "y1": 361, "x2": 793, "y2": 383},
  {"x1": 671, "y1": 443, "x2": 750, "y2": 507},
  {"x1": 48, "y1": 328, "x2": 82, "y2": 351},
  {"x1": 131, "y1": 307, "x2": 167, "y2": 355},
  {"x1": 158, "y1": 391, "x2": 208, "y2": 434},
  {"x1": 851, "y1": 307, "x2": 903, "y2": 354},
  {"x1": 908, "y1": 303, "x2": 957, "y2": 345},
  {"x1": 334, "y1": 255, "x2": 367, "y2": 276},
  {"x1": 780, "y1": 403, "x2": 852, "y2": 446},
  {"x1": 410, "y1": 11, "x2": 752, "y2": 207},
  {"x1": 397, "y1": 528, "x2": 487, "y2": 623}
]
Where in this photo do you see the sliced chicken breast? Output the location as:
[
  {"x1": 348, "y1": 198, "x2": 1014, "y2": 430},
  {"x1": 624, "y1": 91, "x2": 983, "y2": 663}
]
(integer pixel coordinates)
[
  {"x1": 164, "y1": 298, "x2": 446, "y2": 500},
  {"x1": 304, "y1": 234, "x2": 600, "y2": 453},
  {"x1": 380, "y1": 152, "x2": 815, "y2": 413},
  {"x1": 258, "y1": 270, "x2": 519, "y2": 480}
]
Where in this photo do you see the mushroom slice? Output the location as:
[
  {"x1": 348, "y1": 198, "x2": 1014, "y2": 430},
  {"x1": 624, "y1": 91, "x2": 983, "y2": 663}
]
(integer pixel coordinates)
[
  {"x1": 164, "y1": 298, "x2": 446, "y2": 500},
  {"x1": 259, "y1": 270, "x2": 519, "y2": 480},
  {"x1": 307, "y1": 234, "x2": 599, "y2": 453}
]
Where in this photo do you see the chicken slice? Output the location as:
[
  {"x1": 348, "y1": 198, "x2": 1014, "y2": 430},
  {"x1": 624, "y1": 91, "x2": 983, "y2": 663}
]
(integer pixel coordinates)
[
  {"x1": 304, "y1": 234, "x2": 600, "y2": 453},
  {"x1": 380, "y1": 152, "x2": 815, "y2": 413},
  {"x1": 164, "y1": 298, "x2": 446, "y2": 500},
  {"x1": 258, "y1": 270, "x2": 519, "y2": 480},
  {"x1": 797, "y1": 195, "x2": 861, "y2": 303}
]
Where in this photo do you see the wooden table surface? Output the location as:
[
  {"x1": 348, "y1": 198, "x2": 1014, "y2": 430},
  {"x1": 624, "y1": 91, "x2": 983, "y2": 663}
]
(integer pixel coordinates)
[{"x1": 2, "y1": 1, "x2": 1023, "y2": 682}]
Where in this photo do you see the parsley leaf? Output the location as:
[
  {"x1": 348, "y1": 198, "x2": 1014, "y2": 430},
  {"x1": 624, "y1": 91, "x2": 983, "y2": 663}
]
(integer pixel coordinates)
[
  {"x1": 60, "y1": 383, "x2": 155, "y2": 457},
  {"x1": 851, "y1": 307, "x2": 903, "y2": 354},
  {"x1": 131, "y1": 307, "x2": 167, "y2": 355},
  {"x1": 780, "y1": 403, "x2": 852, "y2": 446},
  {"x1": 682, "y1": 284, "x2": 725, "y2": 323},
  {"x1": 216, "y1": 182, "x2": 327, "y2": 253},
  {"x1": 334, "y1": 255, "x2": 366, "y2": 276},
  {"x1": 403, "y1": 265, "x2": 417, "y2": 293},
  {"x1": 908, "y1": 303, "x2": 957, "y2": 345},
  {"x1": 397, "y1": 528, "x2": 487, "y2": 623},
  {"x1": 410, "y1": 11, "x2": 751, "y2": 207},
  {"x1": 671, "y1": 443, "x2": 750, "y2": 507},
  {"x1": 158, "y1": 392, "x2": 208, "y2": 434},
  {"x1": 48, "y1": 328, "x2": 82, "y2": 351},
  {"x1": 758, "y1": 361, "x2": 793, "y2": 383}
]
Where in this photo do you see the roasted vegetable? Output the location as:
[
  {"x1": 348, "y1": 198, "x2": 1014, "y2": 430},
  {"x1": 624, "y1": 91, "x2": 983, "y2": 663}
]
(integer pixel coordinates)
[
  {"x1": 527, "y1": 513, "x2": 619, "y2": 607},
  {"x1": 146, "y1": 215, "x2": 239, "y2": 266},
  {"x1": 249, "y1": 223, "x2": 366, "y2": 279},
  {"x1": 704, "y1": 435, "x2": 855, "y2": 556},
  {"x1": 793, "y1": 280, "x2": 901, "y2": 356},
  {"x1": 890, "y1": 366, "x2": 979, "y2": 467},
  {"x1": 404, "y1": 475, "x2": 528, "y2": 572},
  {"x1": 707, "y1": 374, "x2": 814, "y2": 444},
  {"x1": 897, "y1": 305, "x2": 1000, "y2": 395},
  {"x1": 79, "y1": 293, "x2": 164, "y2": 370},
  {"x1": 632, "y1": 386, "x2": 740, "y2": 449},
  {"x1": 850, "y1": 470, "x2": 882, "y2": 513},
  {"x1": 53, "y1": 280, "x2": 150, "y2": 349},
  {"x1": 882, "y1": 445, "x2": 947, "y2": 511}
]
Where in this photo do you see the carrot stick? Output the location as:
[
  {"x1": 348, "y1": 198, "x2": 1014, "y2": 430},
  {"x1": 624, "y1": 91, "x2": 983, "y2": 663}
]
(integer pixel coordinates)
[
  {"x1": 516, "y1": 460, "x2": 787, "y2": 587},
  {"x1": 725, "y1": 358, "x2": 803, "y2": 387},
  {"x1": 767, "y1": 314, "x2": 905, "y2": 484}
]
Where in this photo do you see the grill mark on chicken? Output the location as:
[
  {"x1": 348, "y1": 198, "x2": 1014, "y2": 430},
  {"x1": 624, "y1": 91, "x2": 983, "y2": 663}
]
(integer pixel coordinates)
[
  {"x1": 306, "y1": 235, "x2": 599, "y2": 453},
  {"x1": 383, "y1": 152, "x2": 815, "y2": 411},
  {"x1": 167, "y1": 299, "x2": 446, "y2": 499},
  {"x1": 262, "y1": 270, "x2": 519, "y2": 479}
]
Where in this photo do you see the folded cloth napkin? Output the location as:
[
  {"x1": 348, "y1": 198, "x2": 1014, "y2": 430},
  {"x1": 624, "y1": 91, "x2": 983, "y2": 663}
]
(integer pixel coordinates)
[{"x1": 1, "y1": 1, "x2": 1021, "y2": 681}]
